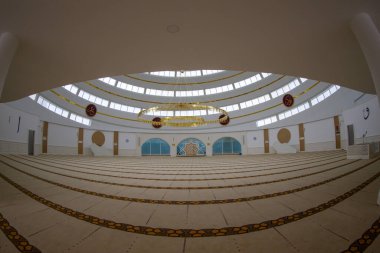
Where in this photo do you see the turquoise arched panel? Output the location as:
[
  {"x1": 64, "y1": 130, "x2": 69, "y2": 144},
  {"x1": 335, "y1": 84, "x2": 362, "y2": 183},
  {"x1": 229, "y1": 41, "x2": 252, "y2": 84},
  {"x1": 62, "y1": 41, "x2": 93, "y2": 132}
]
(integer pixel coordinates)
[
  {"x1": 141, "y1": 138, "x2": 170, "y2": 156},
  {"x1": 177, "y1": 138, "x2": 206, "y2": 156},
  {"x1": 212, "y1": 137, "x2": 241, "y2": 155}
]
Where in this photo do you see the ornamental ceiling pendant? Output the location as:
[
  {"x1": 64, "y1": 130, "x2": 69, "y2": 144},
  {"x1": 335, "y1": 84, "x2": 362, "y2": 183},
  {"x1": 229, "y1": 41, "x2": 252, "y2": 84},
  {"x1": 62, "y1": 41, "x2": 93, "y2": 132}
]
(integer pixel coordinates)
[
  {"x1": 137, "y1": 71, "x2": 230, "y2": 128},
  {"x1": 137, "y1": 103, "x2": 230, "y2": 128}
]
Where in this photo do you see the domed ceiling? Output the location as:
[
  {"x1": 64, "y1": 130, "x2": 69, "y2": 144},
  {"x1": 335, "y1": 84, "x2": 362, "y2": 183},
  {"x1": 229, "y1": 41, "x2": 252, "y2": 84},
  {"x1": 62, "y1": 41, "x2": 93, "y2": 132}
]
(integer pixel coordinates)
[{"x1": 8, "y1": 69, "x2": 367, "y2": 133}]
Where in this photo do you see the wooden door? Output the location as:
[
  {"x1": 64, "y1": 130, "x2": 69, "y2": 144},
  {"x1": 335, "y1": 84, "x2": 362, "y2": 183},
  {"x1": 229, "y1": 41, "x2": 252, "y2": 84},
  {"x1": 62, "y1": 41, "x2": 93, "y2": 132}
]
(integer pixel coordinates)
[
  {"x1": 298, "y1": 123, "x2": 305, "y2": 151},
  {"x1": 334, "y1": 116, "x2": 341, "y2": 149},
  {"x1": 113, "y1": 131, "x2": 119, "y2": 156},
  {"x1": 78, "y1": 128, "x2": 84, "y2": 155},
  {"x1": 42, "y1": 121, "x2": 48, "y2": 153},
  {"x1": 264, "y1": 129, "x2": 269, "y2": 153}
]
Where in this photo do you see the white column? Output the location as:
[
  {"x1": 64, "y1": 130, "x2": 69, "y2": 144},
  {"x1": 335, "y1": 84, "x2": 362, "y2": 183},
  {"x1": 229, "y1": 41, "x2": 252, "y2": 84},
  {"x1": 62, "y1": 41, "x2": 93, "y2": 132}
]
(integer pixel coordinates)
[
  {"x1": 170, "y1": 136, "x2": 177, "y2": 157},
  {"x1": 170, "y1": 144, "x2": 176, "y2": 157},
  {"x1": 351, "y1": 13, "x2": 380, "y2": 105},
  {"x1": 206, "y1": 144, "x2": 212, "y2": 156},
  {"x1": 0, "y1": 32, "x2": 19, "y2": 99}
]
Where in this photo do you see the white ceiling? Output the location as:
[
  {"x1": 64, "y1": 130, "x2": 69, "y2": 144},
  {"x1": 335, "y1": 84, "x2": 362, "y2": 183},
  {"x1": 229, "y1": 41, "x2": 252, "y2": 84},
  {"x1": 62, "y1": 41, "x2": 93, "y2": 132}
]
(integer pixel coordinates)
[{"x1": 1, "y1": 0, "x2": 379, "y2": 102}]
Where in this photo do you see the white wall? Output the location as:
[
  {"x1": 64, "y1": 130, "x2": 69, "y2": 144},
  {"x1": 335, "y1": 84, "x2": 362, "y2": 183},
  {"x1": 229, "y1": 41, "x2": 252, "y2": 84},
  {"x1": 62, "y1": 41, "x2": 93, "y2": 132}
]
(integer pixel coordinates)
[
  {"x1": 82, "y1": 129, "x2": 113, "y2": 155},
  {"x1": 246, "y1": 130, "x2": 264, "y2": 155},
  {"x1": 40, "y1": 116, "x2": 342, "y2": 156},
  {"x1": 304, "y1": 118, "x2": 336, "y2": 151},
  {"x1": 269, "y1": 125, "x2": 299, "y2": 152},
  {"x1": 0, "y1": 102, "x2": 344, "y2": 156},
  {"x1": 47, "y1": 124, "x2": 78, "y2": 155},
  {"x1": 0, "y1": 103, "x2": 41, "y2": 154},
  {"x1": 119, "y1": 133, "x2": 137, "y2": 156},
  {"x1": 245, "y1": 118, "x2": 339, "y2": 154},
  {"x1": 343, "y1": 96, "x2": 380, "y2": 144}
]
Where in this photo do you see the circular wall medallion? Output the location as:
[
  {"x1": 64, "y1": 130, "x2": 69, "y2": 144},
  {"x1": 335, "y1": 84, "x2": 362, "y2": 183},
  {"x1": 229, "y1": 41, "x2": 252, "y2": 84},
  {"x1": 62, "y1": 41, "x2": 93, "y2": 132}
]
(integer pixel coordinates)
[
  {"x1": 277, "y1": 128, "x2": 291, "y2": 144},
  {"x1": 85, "y1": 104, "x2": 97, "y2": 117},
  {"x1": 282, "y1": 94, "x2": 294, "y2": 107},
  {"x1": 152, "y1": 117, "x2": 162, "y2": 128},
  {"x1": 92, "y1": 131, "x2": 105, "y2": 147},
  {"x1": 219, "y1": 114, "x2": 230, "y2": 125}
]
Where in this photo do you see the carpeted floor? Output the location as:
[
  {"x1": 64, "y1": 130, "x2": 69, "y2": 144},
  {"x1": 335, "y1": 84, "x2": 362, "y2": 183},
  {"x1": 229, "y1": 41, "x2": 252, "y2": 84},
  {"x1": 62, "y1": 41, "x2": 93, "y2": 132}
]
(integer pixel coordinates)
[{"x1": 0, "y1": 151, "x2": 379, "y2": 253}]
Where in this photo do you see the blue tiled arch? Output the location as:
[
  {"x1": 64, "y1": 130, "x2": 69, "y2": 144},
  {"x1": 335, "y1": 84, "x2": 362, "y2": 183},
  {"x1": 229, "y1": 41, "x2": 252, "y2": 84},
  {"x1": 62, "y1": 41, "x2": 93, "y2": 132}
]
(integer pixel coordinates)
[
  {"x1": 177, "y1": 138, "x2": 206, "y2": 156},
  {"x1": 141, "y1": 138, "x2": 170, "y2": 156},
  {"x1": 212, "y1": 137, "x2": 241, "y2": 155}
]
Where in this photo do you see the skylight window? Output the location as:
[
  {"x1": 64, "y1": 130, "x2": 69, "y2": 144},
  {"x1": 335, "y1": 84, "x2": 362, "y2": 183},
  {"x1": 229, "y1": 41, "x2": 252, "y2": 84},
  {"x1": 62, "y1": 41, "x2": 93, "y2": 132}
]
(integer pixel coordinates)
[
  {"x1": 149, "y1": 71, "x2": 176, "y2": 77},
  {"x1": 146, "y1": 89, "x2": 174, "y2": 97},
  {"x1": 261, "y1": 73, "x2": 272, "y2": 78},
  {"x1": 310, "y1": 85, "x2": 340, "y2": 106},
  {"x1": 116, "y1": 81, "x2": 145, "y2": 94},
  {"x1": 208, "y1": 109, "x2": 219, "y2": 115},
  {"x1": 255, "y1": 85, "x2": 340, "y2": 127},
  {"x1": 278, "y1": 102, "x2": 310, "y2": 120},
  {"x1": 234, "y1": 73, "x2": 264, "y2": 89},
  {"x1": 146, "y1": 70, "x2": 224, "y2": 77},
  {"x1": 146, "y1": 111, "x2": 174, "y2": 117},
  {"x1": 99, "y1": 73, "x2": 272, "y2": 98},
  {"x1": 271, "y1": 79, "x2": 301, "y2": 98},
  {"x1": 63, "y1": 84, "x2": 79, "y2": 95},
  {"x1": 176, "y1": 90, "x2": 205, "y2": 97},
  {"x1": 256, "y1": 116, "x2": 278, "y2": 127},
  {"x1": 29, "y1": 94, "x2": 37, "y2": 100},
  {"x1": 205, "y1": 84, "x2": 233, "y2": 95},
  {"x1": 36, "y1": 96, "x2": 69, "y2": 118},
  {"x1": 202, "y1": 70, "x2": 223, "y2": 75},
  {"x1": 240, "y1": 94, "x2": 271, "y2": 109},
  {"x1": 177, "y1": 70, "x2": 202, "y2": 77},
  {"x1": 78, "y1": 90, "x2": 109, "y2": 107},
  {"x1": 221, "y1": 104, "x2": 240, "y2": 112},
  {"x1": 175, "y1": 110, "x2": 207, "y2": 116},
  {"x1": 109, "y1": 102, "x2": 141, "y2": 114},
  {"x1": 69, "y1": 113, "x2": 91, "y2": 126},
  {"x1": 99, "y1": 77, "x2": 117, "y2": 86}
]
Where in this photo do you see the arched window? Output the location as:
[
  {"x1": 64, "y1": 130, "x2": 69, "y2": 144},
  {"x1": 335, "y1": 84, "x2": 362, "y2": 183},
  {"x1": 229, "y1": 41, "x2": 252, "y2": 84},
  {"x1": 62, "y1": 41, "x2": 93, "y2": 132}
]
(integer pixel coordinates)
[
  {"x1": 212, "y1": 137, "x2": 241, "y2": 155},
  {"x1": 141, "y1": 138, "x2": 170, "y2": 156},
  {"x1": 177, "y1": 138, "x2": 206, "y2": 156}
]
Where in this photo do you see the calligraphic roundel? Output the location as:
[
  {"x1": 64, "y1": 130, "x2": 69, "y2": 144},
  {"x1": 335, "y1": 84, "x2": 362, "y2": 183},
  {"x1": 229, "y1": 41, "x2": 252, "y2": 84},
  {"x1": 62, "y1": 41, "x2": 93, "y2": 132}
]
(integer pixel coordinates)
[
  {"x1": 152, "y1": 117, "x2": 162, "y2": 128},
  {"x1": 282, "y1": 94, "x2": 294, "y2": 107},
  {"x1": 85, "y1": 104, "x2": 97, "y2": 117}
]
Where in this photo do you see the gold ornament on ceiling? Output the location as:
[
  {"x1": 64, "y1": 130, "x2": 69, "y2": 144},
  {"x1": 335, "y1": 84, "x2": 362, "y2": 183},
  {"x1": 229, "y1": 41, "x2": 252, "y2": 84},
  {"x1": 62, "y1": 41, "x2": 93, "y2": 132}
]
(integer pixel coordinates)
[
  {"x1": 136, "y1": 70, "x2": 231, "y2": 128},
  {"x1": 137, "y1": 103, "x2": 229, "y2": 128}
]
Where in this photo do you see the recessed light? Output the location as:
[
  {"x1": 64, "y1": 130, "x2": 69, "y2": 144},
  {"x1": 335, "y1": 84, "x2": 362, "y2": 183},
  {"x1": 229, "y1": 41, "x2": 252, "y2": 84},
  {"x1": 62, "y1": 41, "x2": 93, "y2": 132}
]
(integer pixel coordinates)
[{"x1": 166, "y1": 25, "x2": 180, "y2": 33}]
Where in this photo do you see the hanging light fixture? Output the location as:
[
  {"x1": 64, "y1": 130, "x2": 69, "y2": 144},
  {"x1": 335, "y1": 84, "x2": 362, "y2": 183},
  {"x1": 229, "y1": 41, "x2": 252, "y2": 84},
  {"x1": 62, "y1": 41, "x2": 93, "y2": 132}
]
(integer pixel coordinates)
[
  {"x1": 137, "y1": 71, "x2": 230, "y2": 128},
  {"x1": 138, "y1": 103, "x2": 229, "y2": 127}
]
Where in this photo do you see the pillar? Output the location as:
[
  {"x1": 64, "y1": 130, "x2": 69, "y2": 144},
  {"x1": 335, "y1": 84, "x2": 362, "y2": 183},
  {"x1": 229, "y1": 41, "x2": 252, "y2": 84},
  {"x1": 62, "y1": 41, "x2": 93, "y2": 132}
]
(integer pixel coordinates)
[
  {"x1": 0, "y1": 32, "x2": 18, "y2": 99},
  {"x1": 113, "y1": 131, "x2": 119, "y2": 156},
  {"x1": 42, "y1": 121, "x2": 48, "y2": 154},
  {"x1": 351, "y1": 13, "x2": 380, "y2": 104},
  {"x1": 78, "y1": 128, "x2": 84, "y2": 155},
  {"x1": 264, "y1": 129, "x2": 269, "y2": 153}
]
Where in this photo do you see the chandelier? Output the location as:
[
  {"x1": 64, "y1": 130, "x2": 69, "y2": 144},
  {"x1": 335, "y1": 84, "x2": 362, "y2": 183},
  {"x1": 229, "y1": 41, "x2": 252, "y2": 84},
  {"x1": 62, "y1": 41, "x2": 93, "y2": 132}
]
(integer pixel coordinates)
[
  {"x1": 137, "y1": 70, "x2": 231, "y2": 128},
  {"x1": 137, "y1": 103, "x2": 230, "y2": 128}
]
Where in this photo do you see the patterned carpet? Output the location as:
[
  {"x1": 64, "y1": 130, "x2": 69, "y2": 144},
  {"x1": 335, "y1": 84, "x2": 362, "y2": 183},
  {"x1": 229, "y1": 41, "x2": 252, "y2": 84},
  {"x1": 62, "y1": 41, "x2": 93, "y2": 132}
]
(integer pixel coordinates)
[{"x1": 0, "y1": 151, "x2": 379, "y2": 253}]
